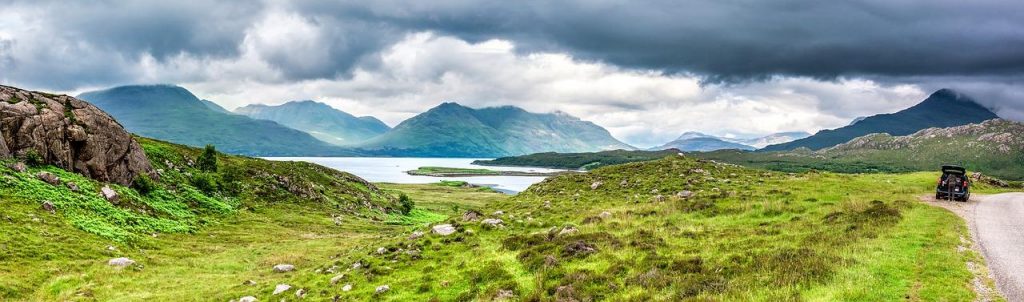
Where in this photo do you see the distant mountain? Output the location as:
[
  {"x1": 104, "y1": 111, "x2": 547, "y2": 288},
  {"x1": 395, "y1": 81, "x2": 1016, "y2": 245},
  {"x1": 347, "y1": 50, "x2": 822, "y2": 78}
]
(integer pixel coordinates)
[
  {"x1": 356, "y1": 102, "x2": 633, "y2": 157},
  {"x1": 235, "y1": 101, "x2": 390, "y2": 146},
  {"x1": 649, "y1": 131, "x2": 808, "y2": 151},
  {"x1": 695, "y1": 119, "x2": 1024, "y2": 181},
  {"x1": 738, "y1": 131, "x2": 811, "y2": 148},
  {"x1": 651, "y1": 135, "x2": 755, "y2": 152},
  {"x1": 78, "y1": 85, "x2": 353, "y2": 156},
  {"x1": 762, "y1": 89, "x2": 999, "y2": 151},
  {"x1": 200, "y1": 99, "x2": 234, "y2": 115}
]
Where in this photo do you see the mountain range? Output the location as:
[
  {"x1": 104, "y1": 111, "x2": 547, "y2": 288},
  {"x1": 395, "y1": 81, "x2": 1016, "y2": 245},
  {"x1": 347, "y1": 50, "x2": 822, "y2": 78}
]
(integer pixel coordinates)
[
  {"x1": 235, "y1": 101, "x2": 391, "y2": 146},
  {"x1": 762, "y1": 89, "x2": 999, "y2": 151},
  {"x1": 651, "y1": 131, "x2": 810, "y2": 152},
  {"x1": 356, "y1": 102, "x2": 634, "y2": 157},
  {"x1": 77, "y1": 85, "x2": 352, "y2": 156}
]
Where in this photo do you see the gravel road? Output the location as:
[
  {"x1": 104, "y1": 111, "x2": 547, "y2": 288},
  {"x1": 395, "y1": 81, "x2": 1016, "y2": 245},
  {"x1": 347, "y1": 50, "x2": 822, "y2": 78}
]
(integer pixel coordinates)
[{"x1": 933, "y1": 193, "x2": 1024, "y2": 302}]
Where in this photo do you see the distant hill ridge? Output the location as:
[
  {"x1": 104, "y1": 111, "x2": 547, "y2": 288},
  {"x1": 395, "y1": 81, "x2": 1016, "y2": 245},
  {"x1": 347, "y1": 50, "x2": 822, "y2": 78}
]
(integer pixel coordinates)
[
  {"x1": 762, "y1": 89, "x2": 999, "y2": 151},
  {"x1": 357, "y1": 102, "x2": 634, "y2": 157},
  {"x1": 78, "y1": 85, "x2": 353, "y2": 156},
  {"x1": 235, "y1": 100, "x2": 390, "y2": 146}
]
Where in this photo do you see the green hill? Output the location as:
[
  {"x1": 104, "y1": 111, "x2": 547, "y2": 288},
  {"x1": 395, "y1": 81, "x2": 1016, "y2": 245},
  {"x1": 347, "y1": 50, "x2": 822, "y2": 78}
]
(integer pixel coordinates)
[
  {"x1": 235, "y1": 100, "x2": 390, "y2": 146},
  {"x1": 696, "y1": 119, "x2": 1024, "y2": 181},
  {"x1": 357, "y1": 102, "x2": 634, "y2": 157},
  {"x1": 77, "y1": 85, "x2": 354, "y2": 156},
  {"x1": 762, "y1": 89, "x2": 999, "y2": 151}
]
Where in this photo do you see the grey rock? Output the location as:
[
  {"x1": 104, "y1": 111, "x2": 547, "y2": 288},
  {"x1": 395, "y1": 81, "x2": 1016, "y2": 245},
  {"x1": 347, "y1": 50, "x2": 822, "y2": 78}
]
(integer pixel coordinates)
[
  {"x1": 375, "y1": 285, "x2": 390, "y2": 294},
  {"x1": 558, "y1": 226, "x2": 579, "y2": 236},
  {"x1": 242, "y1": 280, "x2": 256, "y2": 286},
  {"x1": 408, "y1": 230, "x2": 424, "y2": 240},
  {"x1": 492, "y1": 210, "x2": 504, "y2": 216},
  {"x1": 237, "y1": 296, "x2": 257, "y2": 302},
  {"x1": 590, "y1": 181, "x2": 603, "y2": 190},
  {"x1": 342, "y1": 284, "x2": 352, "y2": 291},
  {"x1": 273, "y1": 264, "x2": 295, "y2": 273},
  {"x1": 295, "y1": 288, "x2": 306, "y2": 298},
  {"x1": 36, "y1": 172, "x2": 60, "y2": 185},
  {"x1": 41, "y1": 201, "x2": 55, "y2": 214},
  {"x1": 432, "y1": 224, "x2": 456, "y2": 236},
  {"x1": 0, "y1": 85, "x2": 154, "y2": 185},
  {"x1": 376, "y1": 247, "x2": 387, "y2": 255},
  {"x1": 100, "y1": 185, "x2": 118, "y2": 203},
  {"x1": 65, "y1": 181, "x2": 79, "y2": 192},
  {"x1": 8, "y1": 162, "x2": 26, "y2": 172},
  {"x1": 107, "y1": 257, "x2": 135, "y2": 267},
  {"x1": 677, "y1": 190, "x2": 694, "y2": 198},
  {"x1": 599, "y1": 211, "x2": 612, "y2": 219},
  {"x1": 462, "y1": 210, "x2": 481, "y2": 221},
  {"x1": 272, "y1": 284, "x2": 291, "y2": 295},
  {"x1": 330, "y1": 274, "x2": 345, "y2": 285},
  {"x1": 481, "y1": 219, "x2": 504, "y2": 228}
]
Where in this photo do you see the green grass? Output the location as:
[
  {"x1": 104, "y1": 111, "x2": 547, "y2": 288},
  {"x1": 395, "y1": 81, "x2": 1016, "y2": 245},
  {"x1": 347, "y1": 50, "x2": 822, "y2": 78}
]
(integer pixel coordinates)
[
  {"x1": 1, "y1": 145, "x2": 1011, "y2": 300},
  {"x1": 305, "y1": 157, "x2": 1000, "y2": 301}
]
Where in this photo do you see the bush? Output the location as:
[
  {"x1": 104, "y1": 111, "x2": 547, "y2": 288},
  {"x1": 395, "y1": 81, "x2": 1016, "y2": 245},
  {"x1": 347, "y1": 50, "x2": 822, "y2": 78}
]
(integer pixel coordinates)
[
  {"x1": 191, "y1": 172, "x2": 219, "y2": 194},
  {"x1": 399, "y1": 193, "x2": 414, "y2": 215},
  {"x1": 133, "y1": 174, "x2": 157, "y2": 195},
  {"x1": 21, "y1": 149, "x2": 43, "y2": 167},
  {"x1": 197, "y1": 144, "x2": 218, "y2": 172}
]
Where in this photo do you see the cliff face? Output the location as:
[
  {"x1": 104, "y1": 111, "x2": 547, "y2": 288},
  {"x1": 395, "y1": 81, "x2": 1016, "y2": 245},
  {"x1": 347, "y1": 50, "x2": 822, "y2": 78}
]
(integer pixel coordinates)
[{"x1": 0, "y1": 85, "x2": 153, "y2": 185}]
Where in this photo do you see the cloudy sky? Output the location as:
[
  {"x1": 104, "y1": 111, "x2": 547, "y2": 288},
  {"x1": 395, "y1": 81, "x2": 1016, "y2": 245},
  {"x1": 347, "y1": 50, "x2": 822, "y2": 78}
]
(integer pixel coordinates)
[{"x1": 1, "y1": 0, "x2": 1022, "y2": 147}]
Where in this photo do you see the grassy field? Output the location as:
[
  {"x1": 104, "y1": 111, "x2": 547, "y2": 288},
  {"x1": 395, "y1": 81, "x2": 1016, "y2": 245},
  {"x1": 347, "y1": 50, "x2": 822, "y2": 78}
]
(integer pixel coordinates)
[{"x1": 1, "y1": 145, "x2": 1013, "y2": 300}]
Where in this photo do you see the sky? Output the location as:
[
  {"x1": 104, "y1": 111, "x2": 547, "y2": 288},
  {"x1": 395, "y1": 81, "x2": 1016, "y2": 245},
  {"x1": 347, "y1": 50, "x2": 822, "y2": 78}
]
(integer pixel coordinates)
[{"x1": 1, "y1": 0, "x2": 1022, "y2": 148}]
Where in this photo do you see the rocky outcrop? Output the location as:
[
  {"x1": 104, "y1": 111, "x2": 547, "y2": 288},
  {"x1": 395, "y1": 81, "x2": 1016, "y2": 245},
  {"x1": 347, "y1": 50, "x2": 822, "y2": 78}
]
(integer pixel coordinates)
[{"x1": 0, "y1": 85, "x2": 153, "y2": 185}]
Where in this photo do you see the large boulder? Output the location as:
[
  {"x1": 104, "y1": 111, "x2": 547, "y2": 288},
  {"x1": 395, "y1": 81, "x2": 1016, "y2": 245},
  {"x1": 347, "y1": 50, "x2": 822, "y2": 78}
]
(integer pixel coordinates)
[{"x1": 0, "y1": 85, "x2": 153, "y2": 185}]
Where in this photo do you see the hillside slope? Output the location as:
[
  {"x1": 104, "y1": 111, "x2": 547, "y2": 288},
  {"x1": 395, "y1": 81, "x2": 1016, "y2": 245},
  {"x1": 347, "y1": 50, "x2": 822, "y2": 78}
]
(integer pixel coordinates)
[
  {"x1": 77, "y1": 85, "x2": 353, "y2": 156},
  {"x1": 697, "y1": 119, "x2": 1024, "y2": 181},
  {"x1": 235, "y1": 100, "x2": 390, "y2": 146},
  {"x1": 762, "y1": 89, "x2": 999, "y2": 151},
  {"x1": 358, "y1": 102, "x2": 633, "y2": 157}
]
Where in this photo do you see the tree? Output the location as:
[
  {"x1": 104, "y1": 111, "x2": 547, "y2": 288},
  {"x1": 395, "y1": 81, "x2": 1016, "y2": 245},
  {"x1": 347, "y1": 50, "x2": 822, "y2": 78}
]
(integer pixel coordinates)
[{"x1": 197, "y1": 144, "x2": 218, "y2": 172}]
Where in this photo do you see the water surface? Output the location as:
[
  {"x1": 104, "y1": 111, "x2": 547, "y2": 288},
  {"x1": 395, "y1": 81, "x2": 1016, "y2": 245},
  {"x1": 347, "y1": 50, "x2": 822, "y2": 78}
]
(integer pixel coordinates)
[{"x1": 264, "y1": 157, "x2": 565, "y2": 193}]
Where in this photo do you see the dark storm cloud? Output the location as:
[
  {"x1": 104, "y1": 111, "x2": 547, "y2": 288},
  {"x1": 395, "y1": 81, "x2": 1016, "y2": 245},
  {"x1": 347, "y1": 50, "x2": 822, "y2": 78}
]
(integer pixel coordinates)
[
  {"x1": 294, "y1": 0, "x2": 1024, "y2": 81},
  {"x1": 2, "y1": 0, "x2": 1023, "y2": 89}
]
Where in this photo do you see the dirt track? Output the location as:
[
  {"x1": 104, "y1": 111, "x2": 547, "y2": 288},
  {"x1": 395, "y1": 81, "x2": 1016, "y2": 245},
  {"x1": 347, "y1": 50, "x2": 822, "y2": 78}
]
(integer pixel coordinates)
[{"x1": 930, "y1": 193, "x2": 1024, "y2": 302}]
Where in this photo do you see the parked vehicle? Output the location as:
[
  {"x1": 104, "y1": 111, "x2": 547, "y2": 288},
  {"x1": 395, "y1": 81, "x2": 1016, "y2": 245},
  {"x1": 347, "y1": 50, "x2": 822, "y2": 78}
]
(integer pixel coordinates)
[{"x1": 936, "y1": 165, "x2": 970, "y2": 201}]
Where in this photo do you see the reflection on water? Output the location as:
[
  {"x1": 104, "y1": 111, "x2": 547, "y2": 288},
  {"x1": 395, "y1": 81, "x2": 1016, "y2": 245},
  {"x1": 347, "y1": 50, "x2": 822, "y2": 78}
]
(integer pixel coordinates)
[{"x1": 263, "y1": 157, "x2": 565, "y2": 193}]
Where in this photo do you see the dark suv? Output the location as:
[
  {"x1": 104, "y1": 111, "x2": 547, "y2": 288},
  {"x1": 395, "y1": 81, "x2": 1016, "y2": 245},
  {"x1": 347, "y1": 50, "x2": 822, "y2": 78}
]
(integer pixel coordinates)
[{"x1": 936, "y1": 165, "x2": 970, "y2": 201}]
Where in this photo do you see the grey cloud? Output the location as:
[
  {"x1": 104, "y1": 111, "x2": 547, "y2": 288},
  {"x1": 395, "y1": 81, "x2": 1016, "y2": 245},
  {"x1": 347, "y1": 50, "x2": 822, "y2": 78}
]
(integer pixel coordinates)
[{"x1": 296, "y1": 0, "x2": 1024, "y2": 81}]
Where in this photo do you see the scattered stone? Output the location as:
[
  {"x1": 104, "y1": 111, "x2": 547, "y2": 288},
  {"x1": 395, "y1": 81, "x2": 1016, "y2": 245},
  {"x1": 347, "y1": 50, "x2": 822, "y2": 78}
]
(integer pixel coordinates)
[
  {"x1": 242, "y1": 280, "x2": 256, "y2": 286},
  {"x1": 432, "y1": 224, "x2": 456, "y2": 236},
  {"x1": 598, "y1": 211, "x2": 612, "y2": 219},
  {"x1": 36, "y1": 172, "x2": 60, "y2": 185},
  {"x1": 496, "y1": 289, "x2": 515, "y2": 300},
  {"x1": 650, "y1": 189, "x2": 659, "y2": 194},
  {"x1": 106, "y1": 245, "x2": 117, "y2": 251},
  {"x1": 342, "y1": 284, "x2": 353, "y2": 291},
  {"x1": 273, "y1": 264, "x2": 295, "y2": 273},
  {"x1": 65, "y1": 181, "x2": 79, "y2": 192},
  {"x1": 237, "y1": 296, "x2": 257, "y2": 302},
  {"x1": 100, "y1": 185, "x2": 119, "y2": 203},
  {"x1": 619, "y1": 179, "x2": 628, "y2": 186},
  {"x1": 653, "y1": 195, "x2": 665, "y2": 202},
  {"x1": 333, "y1": 216, "x2": 344, "y2": 226},
  {"x1": 330, "y1": 274, "x2": 345, "y2": 285},
  {"x1": 375, "y1": 285, "x2": 390, "y2": 294},
  {"x1": 676, "y1": 190, "x2": 693, "y2": 198},
  {"x1": 9, "y1": 162, "x2": 26, "y2": 172},
  {"x1": 590, "y1": 181, "x2": 603, "y2": 190},
  {"x1": 408, "y1": 230, "x2": 424, "y2": 240},
  {"x1": 481, "y1": 218, "x2": 504, "y2": 228},
  {"x1": 41, "y1": 201, "x2": 55, "y2": 214},
  {"x1": 107, "y1": 257, "x2": 135, "y2": 267},
  {"x1": 462, "y1": 210, "x2": 481, "y2": 221},
  {"x1": 543, "y1": 201, "x2": 552, "y2": 209},
  {"x1": 558, "y1": 226, "x2": 579, "y2": 236},
  {"x1": 564, "y1": 241, "x2": 597, "y2": 256},
  {"x1": 295, "y1": 288, "x2": 306, "y2": 298},
  {"x1": 272, "y1": 284, "x2": 291, "y2": 295},
  {"x1": 729, "y1": 173, "x2": 737, "y2": 177},
  {"x1": 376, "y1": 247, "x2": 387, "y2": 255},
  {"x1": 492, "y1": 210, "x2": 504, "y2": 216},
  {"x1": 352, "y1": 261, "x2": 362, "y2": 269}
]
